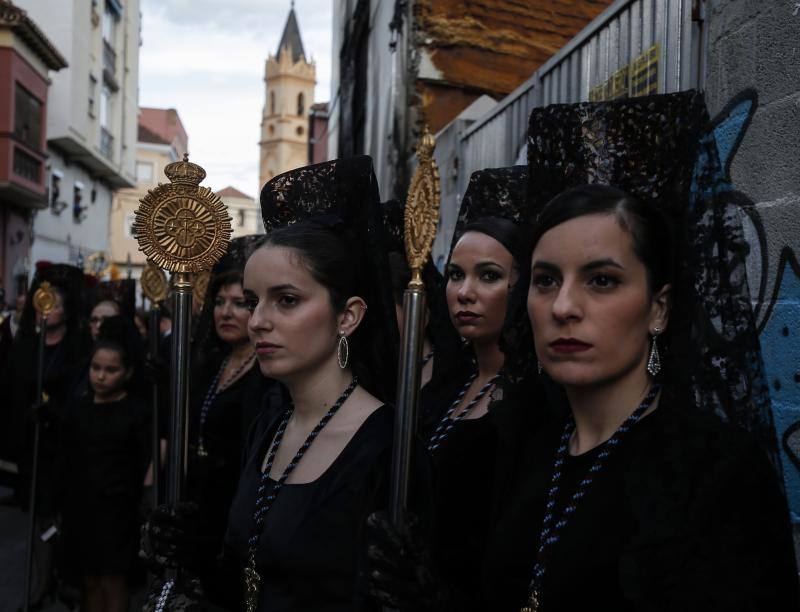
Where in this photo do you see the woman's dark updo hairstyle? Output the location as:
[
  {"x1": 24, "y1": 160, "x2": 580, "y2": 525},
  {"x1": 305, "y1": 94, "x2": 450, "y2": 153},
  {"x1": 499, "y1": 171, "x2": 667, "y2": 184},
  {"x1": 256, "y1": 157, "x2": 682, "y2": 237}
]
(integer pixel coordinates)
[
  {"x1": 531, "y1": 184, "x2": 675, "y2": 294},
  {"x1": 260, "y1": 222, "x2": 383, "y2": 390},
  {"x1": 262, "y1": 223, "x2": 359, "y2": 313},
  {"x1": 455, "y1": 216, "x2": 527, "y2": 269}
]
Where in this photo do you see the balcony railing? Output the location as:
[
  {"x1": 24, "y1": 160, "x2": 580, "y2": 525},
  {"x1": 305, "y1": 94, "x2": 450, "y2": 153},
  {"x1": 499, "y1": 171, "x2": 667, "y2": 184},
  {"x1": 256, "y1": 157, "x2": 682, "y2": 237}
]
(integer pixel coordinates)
[
  {"x1": 100, "y1": 127, "x2": 114, "y2": 160},
  {"x1": 13, "y1": 147, "x2": 41, "y2": 183},
  {"x1": 103, "y1": 39, "x2": 116, "y2": 77}
]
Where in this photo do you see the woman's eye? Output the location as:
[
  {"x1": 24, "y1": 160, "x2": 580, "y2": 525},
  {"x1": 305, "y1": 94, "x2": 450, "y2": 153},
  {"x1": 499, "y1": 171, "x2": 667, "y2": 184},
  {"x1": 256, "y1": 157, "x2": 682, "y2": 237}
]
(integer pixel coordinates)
[
  {"x1": 245, "y1": 298, "x2": 258, "y2": 312},
  {"x1": 532, "y1": 274, "x2": 556, "y2": 289},
  {"x1": 480, "y1": 270, "x2": 501, "y2": 282},
  {"x1": 590, "y1": 275, "x2": 619, "y2": 289},
  {"x1": 447, "y1": 269, "x2": 463, "y2": 281},
  {"x1": 279, "y1": 295, "x2": 299, "y2": 307},
  {"x1": 213, "y1": 299, "x2": 225, "y2": 308},
  {"x1": 233, "y1": 300, "x2": 248, "y2": 310}
]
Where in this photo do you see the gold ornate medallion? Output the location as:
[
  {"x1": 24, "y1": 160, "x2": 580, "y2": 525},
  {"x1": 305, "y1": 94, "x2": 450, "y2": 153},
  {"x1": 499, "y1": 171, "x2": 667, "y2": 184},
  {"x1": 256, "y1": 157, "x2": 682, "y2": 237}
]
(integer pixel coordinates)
[
  {"x1": 404, "y1": 126, "x2": 440, "y2": 287},
  {"x1": 84, "y1": 251, "x2": 112, "y2": 278},
  {"x1": 134, "y1": 154, "x2": 231, "y2": 274},
  {"x1": 141, "y1": 260, "x2": 169, "y2": 303},
  {"x1": 32, "y1": 281, "x2": 57, "y2": 316}
]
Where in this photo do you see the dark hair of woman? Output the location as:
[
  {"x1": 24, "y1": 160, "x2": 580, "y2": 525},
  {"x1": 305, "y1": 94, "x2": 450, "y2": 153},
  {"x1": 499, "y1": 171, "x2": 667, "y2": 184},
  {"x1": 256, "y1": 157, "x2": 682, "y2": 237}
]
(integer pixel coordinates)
[
  {"x1": 261, "y1": 222, "x2": 381, "y2": 396},
  {"x1": 531, "y1": 184, "x2": 675, "y2": 294},
  {"x1": 458, "y1": 216, "x2": 527, "y2": 269}
]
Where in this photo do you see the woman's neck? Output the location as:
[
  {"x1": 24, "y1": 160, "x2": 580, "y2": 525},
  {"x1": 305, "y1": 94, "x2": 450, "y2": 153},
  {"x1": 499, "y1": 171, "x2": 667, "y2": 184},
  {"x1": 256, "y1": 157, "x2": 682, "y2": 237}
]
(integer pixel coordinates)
[
  {"x1": 565, "y1": 364, "x2": 653, "y2": 455},
  {"x1": 473, "y1": 338, "x2": 504, "y2": 379},
  {"x1": 285, "y1": 360, "x2": 354, "y2": 428},
  {"x1": 422, "y1": 337, "x2": 433, "y2": 358}
]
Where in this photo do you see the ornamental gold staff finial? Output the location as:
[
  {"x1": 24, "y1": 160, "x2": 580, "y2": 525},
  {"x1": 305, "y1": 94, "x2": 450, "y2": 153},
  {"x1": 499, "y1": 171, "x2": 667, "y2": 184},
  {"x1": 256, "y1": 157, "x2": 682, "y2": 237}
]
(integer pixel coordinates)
[
  {"x1": 403, "y1": 126, "x2": 440, "y2": 288},
  {"x1": 32, "y1": 281, "x2": 57, "y2": 318},
  {"x1": 388, "y1": 125, "x2": 441, "y2": 540},
  {"x1": 133, "y1": 154, "x2": 231, "y2": 513}
]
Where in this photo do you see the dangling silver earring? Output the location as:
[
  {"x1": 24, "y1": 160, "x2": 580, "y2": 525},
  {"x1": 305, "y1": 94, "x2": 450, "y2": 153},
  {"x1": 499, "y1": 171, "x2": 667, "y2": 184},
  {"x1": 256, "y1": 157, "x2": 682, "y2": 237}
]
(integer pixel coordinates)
[
  {"x1": 537, "y1": 360, "x2": 543, "y2": 375},
  {"x1": 337, "y1": 332, "x2": 350, "y2": 369},
  {"x1": 647, "y1": 327, "x2": 662, "y2": 377}
]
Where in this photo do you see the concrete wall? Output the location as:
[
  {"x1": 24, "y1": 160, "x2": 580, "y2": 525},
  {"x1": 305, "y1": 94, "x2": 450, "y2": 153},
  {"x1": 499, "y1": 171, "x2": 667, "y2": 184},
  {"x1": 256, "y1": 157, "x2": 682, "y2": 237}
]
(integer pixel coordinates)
[{"x1": 704, "y1": 0, "x2": 800, "y2": 546}]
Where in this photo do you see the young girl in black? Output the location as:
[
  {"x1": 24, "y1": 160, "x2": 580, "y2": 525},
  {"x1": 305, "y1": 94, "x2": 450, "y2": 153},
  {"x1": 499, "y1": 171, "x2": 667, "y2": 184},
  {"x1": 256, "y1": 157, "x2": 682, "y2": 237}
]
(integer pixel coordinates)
[{"x1": 60, "y1": 321, "x2": 151, "y2": 612}]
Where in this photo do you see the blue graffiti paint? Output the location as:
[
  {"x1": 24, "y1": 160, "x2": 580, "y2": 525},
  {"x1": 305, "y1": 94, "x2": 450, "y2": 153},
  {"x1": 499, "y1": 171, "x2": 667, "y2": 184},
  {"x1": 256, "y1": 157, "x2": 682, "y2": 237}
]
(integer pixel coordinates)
[
  {"x1": 759, "y1": 258, "x2": 800, "y2": 521},
  {"x1": 713, "y1": 97, "x2": 754, "y2": 179}
]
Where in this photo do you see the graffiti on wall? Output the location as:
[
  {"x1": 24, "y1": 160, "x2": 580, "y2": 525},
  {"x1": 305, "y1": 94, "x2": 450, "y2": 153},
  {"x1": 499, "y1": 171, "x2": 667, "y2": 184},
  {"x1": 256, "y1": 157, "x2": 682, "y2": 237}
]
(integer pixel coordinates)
[{"x1": 708, "y1": 89, "x2": 800, "y2": 520}]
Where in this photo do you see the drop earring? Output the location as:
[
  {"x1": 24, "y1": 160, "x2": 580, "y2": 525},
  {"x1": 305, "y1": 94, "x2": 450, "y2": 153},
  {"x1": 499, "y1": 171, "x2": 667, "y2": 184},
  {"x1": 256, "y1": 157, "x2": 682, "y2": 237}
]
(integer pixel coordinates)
[
  {"x1": 647, "y1": 327, "x2": 662, "y2": 377},
  {"x1": 337, "y1": 332, "x2": 349, "y2": 369}
]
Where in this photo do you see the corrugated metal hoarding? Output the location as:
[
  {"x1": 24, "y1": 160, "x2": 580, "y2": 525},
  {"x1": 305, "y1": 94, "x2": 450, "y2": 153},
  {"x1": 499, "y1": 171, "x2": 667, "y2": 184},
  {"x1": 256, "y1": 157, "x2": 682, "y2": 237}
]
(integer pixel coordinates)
[{"x1": 458, "y1": 0, "x2": 705, "y2": 194}]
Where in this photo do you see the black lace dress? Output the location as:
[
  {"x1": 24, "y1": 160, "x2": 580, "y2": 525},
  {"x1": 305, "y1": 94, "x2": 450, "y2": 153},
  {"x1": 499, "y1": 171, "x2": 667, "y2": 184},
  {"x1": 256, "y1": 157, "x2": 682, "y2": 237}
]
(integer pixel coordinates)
[
  {"x1": 484, "y1": 397, "x2": 799, "y2": 611},
  {"x1": 224, "y1": 404, "x2": 396, "y2": 612}
]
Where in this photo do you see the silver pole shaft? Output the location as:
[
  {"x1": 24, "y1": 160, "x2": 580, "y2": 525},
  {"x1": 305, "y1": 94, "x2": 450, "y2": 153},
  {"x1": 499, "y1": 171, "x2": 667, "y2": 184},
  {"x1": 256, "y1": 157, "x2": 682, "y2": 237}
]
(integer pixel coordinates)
[
  {"x1": 389, "y1": 288, "x2": 426, "y2": 527},
  {"x1": 23, "y1": 315, "x2": 47, "y2": 611},
  {"x1": 167, "y1": 274, "x2": 192, "y2": 506},
  {"x1": 148, "y1": 306, "x2": 161, "y2": 507}
]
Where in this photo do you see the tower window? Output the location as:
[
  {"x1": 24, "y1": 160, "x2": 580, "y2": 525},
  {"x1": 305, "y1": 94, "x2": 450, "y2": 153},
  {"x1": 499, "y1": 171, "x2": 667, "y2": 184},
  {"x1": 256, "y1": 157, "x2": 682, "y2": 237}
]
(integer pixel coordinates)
[
  {"x1": 297, "y1": 93, "x2": 305, "y2": 116},
  {"x1": 296, "y1": 126, "x2": 304, "y2": 136},
  {"x1": 270, "y1": 92, "x2": 275, "y2": 115},
  {"x1": 269, "y1": 124, "x2": 275, "y2": 136}
]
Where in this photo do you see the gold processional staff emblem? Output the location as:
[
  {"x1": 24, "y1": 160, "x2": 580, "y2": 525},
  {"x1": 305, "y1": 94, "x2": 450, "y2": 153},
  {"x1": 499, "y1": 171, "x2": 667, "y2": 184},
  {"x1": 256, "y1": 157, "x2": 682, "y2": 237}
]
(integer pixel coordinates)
[{"x1": 134, "y1": 154, "x2": 231, "y2": 274}]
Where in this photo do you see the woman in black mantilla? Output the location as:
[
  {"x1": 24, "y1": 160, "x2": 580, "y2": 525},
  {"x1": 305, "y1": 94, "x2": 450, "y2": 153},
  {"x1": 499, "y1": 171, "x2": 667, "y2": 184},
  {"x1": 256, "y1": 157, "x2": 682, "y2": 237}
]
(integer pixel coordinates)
[
  {"x1": 368, "y1": 167, "x2": 539, "y2": 611},
  {"x1": 485, "y1": 91, "x2": 799, "y2": 610},
  {"x1": 143, "y1": 156, "x2": 408, "y2": 611}
]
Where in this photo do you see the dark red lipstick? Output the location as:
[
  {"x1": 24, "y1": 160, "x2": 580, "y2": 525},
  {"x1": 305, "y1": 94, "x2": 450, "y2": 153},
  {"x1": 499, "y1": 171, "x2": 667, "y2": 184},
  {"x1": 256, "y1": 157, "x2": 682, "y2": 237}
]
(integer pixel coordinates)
[
  {"x1": 549, "y1": 338, "x2": 593, "y2": 353},
  {"x1": 455, "y1": 310, "x2": 481, "y2": 324}
]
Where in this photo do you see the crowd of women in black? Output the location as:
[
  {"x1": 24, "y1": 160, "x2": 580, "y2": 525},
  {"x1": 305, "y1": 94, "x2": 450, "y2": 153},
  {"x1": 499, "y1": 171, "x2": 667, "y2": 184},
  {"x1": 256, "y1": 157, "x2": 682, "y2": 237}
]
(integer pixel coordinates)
[{"x1": 2, "y1": 90, "x2": 799, "y2": 612}]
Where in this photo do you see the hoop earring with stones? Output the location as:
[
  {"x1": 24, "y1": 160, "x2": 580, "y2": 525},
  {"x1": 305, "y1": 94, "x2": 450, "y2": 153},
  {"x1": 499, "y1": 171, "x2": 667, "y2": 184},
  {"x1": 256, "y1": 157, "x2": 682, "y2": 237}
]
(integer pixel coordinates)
[
  {"x1": 647, "y1": 326, "x2": 662, "y2": 377},
  {"x1": 337, "y1": 332, "x2": 350, "y2": 369}
]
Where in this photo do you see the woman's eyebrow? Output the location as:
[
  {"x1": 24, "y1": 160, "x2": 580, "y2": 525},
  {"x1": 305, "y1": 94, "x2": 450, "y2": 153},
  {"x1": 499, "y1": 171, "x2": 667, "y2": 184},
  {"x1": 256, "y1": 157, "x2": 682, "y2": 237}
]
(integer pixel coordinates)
[
  {"x1": 266, "y1": 283, "x2": 301, "y2": 294},
  {"x1": 581, "y1": 258, "x2": 624, "y2": 272},
  {"x1": 531, "y1": 260, "x2": 559, "y2": 272}
]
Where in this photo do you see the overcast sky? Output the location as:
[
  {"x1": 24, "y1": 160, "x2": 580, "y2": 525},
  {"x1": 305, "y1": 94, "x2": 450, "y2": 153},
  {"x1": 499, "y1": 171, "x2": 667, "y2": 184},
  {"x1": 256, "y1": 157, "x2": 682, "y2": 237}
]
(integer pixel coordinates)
[{"x1": 139, "y1": 0, "x2": 333, "y2": 198}]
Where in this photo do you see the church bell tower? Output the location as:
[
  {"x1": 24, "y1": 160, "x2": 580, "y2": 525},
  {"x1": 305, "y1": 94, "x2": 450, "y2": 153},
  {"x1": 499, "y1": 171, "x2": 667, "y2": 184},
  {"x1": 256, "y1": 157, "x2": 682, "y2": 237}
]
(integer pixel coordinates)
[{"x1": 259, "y1": 4, "x2": 316, "y2": 190}]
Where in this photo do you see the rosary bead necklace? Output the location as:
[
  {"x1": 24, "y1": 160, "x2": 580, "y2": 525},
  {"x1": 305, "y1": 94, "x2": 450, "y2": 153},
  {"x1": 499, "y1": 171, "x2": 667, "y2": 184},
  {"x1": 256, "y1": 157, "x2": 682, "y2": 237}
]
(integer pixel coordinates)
[
  {"x1": 428, "y1": 371, "x2": 501, "y2": 451},
  {"x1": 243, "y1": 377, "x2": 358, "y2": 612},
  {"x1": 521, "y1": 384, "x2": 661, "y2": 612},
  {"x1": 197, "y1": 351, "x2": 255, "y2": 457}
]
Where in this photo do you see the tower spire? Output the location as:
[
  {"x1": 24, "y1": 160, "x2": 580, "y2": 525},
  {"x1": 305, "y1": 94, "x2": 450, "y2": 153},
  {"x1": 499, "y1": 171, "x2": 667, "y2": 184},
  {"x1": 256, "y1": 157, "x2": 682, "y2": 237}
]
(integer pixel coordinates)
[{"x1": 277, "y1": 3, "x2": 306, "y2": 64}]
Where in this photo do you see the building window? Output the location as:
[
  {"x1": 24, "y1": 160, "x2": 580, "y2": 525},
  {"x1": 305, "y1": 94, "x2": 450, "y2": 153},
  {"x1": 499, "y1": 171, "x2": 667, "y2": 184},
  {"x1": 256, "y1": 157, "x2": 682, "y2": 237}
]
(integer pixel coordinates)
[
  {"x1": 297, "y1": 93, "x2": 305, "y2": 115},
  {"x1": 99, "y1": 85, "x2": 111, "y2": 128},
  {"x1": 124, "y1": 212, "x2": 137, "y2": 238},
  {"x1": 296, "y1": 125, "x2": 304, "y2": 136},
  {"x1": 136, "y1": 161, "x2": 153, "y2": 183},
  {"x1": 238, "y1": 209, "x2": 246, "y2": 226},
  {"x1": 14, "y1": 84, "x2": 42, "y2": 150},
  {"x1": 270, "y1": 91, "x2": 275, "y2": 115},
  {"x1": 88, "y1": 75, "x2": 97, "y2": 117},
  {"x1": 268, "y1": 124, "x2": 275, "y2": 136},
  {"x1": 102, "y1": 2, "x2": 116, "y2": 45}
]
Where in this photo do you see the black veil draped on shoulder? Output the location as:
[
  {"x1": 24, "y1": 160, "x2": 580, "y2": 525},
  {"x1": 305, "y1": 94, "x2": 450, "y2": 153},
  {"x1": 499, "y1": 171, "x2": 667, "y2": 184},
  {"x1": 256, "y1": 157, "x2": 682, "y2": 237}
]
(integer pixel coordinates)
[
  {"x1": 523, "y1": 90, "x2": 780, "y2": 471},
  {"x1": 260, "y1": 156, "x2": 399, "y2": 403}
]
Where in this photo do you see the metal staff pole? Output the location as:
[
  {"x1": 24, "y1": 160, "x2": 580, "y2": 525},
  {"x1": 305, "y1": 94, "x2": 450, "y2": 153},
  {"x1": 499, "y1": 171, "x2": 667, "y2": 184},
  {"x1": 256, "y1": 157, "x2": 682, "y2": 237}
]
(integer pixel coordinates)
[
  {"x1": 166, "y1": 273, "x2": 192, "y2": 504},
  {"x1": 133, "y1": 154, "x2": 230, "y2": 609},
  {"x1": 388, "y1": 127, "x2": 441, "y2": 528},
  {"x1": 142, "y1": 260, "x2": 169, "y2": 507},
  {"x1": 148, "y1": 304, "x2": 161, "y2": 504},
  {"x1": 23, "y1": 282, "x2": 56, "y2": 612}
]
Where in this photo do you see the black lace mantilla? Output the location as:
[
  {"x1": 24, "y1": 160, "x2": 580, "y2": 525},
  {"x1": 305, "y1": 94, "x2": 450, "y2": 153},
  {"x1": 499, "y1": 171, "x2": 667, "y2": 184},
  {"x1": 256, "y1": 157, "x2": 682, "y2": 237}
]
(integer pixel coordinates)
[
  {"x1": 259, "y1": 157, "x2": 399, "y2": 401},
  {"x1": 451, "y1": 166, "x2": 530, "y2": 256},
  {"x1": 524, "y1": 90, "x2": 780, "y2": 471}
]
